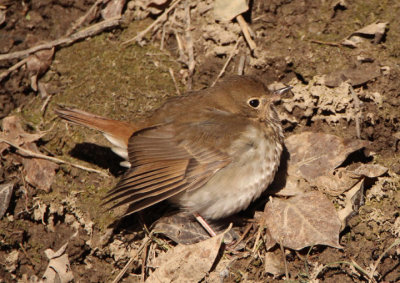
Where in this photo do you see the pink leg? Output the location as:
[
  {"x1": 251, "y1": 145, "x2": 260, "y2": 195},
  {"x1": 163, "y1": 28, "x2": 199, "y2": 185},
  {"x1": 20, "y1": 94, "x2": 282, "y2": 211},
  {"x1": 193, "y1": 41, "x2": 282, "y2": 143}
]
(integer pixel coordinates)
[{"x1": 193, "y1": 212, "x2": 217, "y2": 237}]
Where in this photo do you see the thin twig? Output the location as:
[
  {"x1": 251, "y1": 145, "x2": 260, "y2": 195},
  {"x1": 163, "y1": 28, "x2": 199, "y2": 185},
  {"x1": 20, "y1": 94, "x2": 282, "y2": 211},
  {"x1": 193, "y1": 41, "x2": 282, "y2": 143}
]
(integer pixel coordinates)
[
  {"x1": 349, "y1": 84, "x2": 362, "y2": 139},
  {"x1": 112, "y1": 234, "x2": 152, "y2": 283},
  {"x1": 230, "y1": 223, "x2": 252, "y2": 250},
  {"x1": 212, "y1": 38, "x2": 241, "y2": 87},
  {"x1": 237, "y1": 54, "x2": 246, "y2": 75},
  {"x1": 168, "y1": 68, "x2": 180, "y2": 95},
  {"x1": 251, "y1": 224, "x2": 263, "y2": 254},
  {"x1": 279, "y1": 242, "x2": 289, "y2": 280},
  {"x1": 184, "y1": 0, "x2": 195, "y2": 90},
  {"x1": 0, "y1": 138, "x2": 109, "y2": 177},
  {"x1": 0, "y1": 58, "x2": 29, "y2": 82},
  {"x1": 309, "y1": 39, "x2": 341, "y2": 47},
  {"x1": 369, "y1": 238, "x2": 400, "y2": 282},
  {"x1": 66, "y1": 0, "x2": 105, "y2": 36},
  {"x1": 0, "y1": 17, "x2": 121, "y2": 61},
  {"x1": 236, "y1": 14, "x2": 256, "y2": 51},
  {"x1": 122, "y1": 0, "x2": 183, "y2": 46}
]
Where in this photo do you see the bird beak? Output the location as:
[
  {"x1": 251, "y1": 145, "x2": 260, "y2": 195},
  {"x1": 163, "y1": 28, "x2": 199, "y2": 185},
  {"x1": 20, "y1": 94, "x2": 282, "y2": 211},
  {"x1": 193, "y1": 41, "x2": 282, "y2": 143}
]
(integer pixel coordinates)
[{"x1": 274, "y1": 85, "x2": 293, "y2": 95}]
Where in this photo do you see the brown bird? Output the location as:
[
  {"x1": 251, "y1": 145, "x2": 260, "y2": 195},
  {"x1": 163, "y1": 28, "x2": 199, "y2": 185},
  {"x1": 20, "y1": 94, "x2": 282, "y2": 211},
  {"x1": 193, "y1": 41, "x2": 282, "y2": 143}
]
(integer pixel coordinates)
[{"x1": 55, "y1": 76, "x2": 291, "y2": 220}]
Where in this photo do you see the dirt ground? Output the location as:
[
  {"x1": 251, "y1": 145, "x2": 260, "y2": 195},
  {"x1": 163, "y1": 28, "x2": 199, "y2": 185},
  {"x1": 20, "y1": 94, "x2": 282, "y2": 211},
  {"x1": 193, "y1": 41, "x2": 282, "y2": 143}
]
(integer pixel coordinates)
[{"x1": 0, "y1": 0, "x2": 399, "y2": 282}]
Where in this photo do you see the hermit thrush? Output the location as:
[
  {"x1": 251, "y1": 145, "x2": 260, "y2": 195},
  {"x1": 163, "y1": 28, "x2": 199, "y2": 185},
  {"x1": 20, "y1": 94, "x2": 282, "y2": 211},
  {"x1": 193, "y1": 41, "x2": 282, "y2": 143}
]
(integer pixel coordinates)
[{"x1": 56, "y1": 76, "x2": 291, "y2": 220}]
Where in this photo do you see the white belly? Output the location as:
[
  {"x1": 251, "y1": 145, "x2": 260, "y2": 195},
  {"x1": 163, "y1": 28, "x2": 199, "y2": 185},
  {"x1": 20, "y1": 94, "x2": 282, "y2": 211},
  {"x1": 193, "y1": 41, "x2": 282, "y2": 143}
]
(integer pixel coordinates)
[{"x1": 176, "y1": 126, "x2": 283, "y2": 219}]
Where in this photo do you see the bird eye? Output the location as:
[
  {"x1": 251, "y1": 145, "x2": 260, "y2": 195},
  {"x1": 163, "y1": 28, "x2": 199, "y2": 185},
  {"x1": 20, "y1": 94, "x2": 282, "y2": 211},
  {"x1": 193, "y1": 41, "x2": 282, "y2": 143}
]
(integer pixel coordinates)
[{"x1": 248, "y1": 98, "x2": 260, "y2": 108}]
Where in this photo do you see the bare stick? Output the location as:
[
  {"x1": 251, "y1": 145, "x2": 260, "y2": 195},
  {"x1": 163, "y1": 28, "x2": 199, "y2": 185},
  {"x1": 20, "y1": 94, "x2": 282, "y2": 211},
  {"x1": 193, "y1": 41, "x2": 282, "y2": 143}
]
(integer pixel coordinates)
[
  {"x1": 0, "y1": 17, "x2": 121, "y2": 61},
  {"x1": 236, "y1": 14, "x2": 256, "y2": 51},
  {"x1": 369, "y1": 238, "x2": 400, "y2": 282},
  {"x1": 169, "y1": 68, "x2": 180, "y2": 95},
  {"x1": 0, "y1": 58, "x2": 29, "y2": 82},
  {"x1": 66, "y1": 0, "x2": 105, "y2": 36},
  {"x1": 237, "y1": 54, "x2": 246, "y2": 75},
  {"x1": 279, "y1": 242, "x2": 290, "y2": 280},
  {"x1": 0, "y1": 138, "x2": 109, "y2": 177},
  {"x1": 349, "y1": 84, "x2": 362, "y2": 139},
  {"x1": 212, "y1": 38, "x2": 241, "y2": 87},
  {"x1": 184, "y1": 1, "x2": 195, "y2": 90},
  {"x1": 122, "y1": 0, "x2": 183, "y2": 46},
  {"x1": 309, "y1": 39, "x2": 341, "y2": 47},
  {"x1": 112, "y1": 235, "x2": 152, "y2": 283}
]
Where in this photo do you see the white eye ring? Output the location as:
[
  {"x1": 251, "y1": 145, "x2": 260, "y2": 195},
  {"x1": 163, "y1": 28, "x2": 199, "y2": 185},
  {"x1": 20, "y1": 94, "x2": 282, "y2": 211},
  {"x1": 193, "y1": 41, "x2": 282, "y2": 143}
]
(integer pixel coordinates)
[{"x1": 248, "y1": 98, "x2": 260, "y2": 108}]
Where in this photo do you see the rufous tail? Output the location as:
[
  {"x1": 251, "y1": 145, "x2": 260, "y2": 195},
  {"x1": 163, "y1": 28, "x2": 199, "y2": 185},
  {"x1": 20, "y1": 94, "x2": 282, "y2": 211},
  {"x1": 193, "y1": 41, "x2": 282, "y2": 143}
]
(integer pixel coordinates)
[{"x1": 55, "y1": 106, "x2": 137, "y2": 160}]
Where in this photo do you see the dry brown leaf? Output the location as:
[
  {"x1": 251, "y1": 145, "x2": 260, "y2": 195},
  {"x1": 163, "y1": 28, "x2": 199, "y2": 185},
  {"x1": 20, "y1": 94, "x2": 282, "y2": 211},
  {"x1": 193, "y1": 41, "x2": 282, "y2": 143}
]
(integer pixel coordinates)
[
  {"x1": 42, "y1": 243, "x2": 74, "y2": 283},
  {"x1": 342, "y1": 22, "x2": 387, "y2": 47},
  {"x1": 0, "y1": 116, "x2": 57, "y2": 192},
  {"x1": 26, "y1": 48, "x2": 54, "y2": 91},
  {"x1": 264, "y1": 250, "x2": 286, "y2": 277},
  {"x1": 285, "y1": 132, "x2": 368, "y2": 181},
  {"x1": 147, "y1": 227, "x2": 229, "y2": 282},
  {"x1": 0, "y1": 9, "x2": 5, "y2": 25},
  {"x1": 153, "y1": 212, "x2": 237, "y2": 245},
  {"x1": 101, "y1": 0, "x2": 125, "y2": 20},
  {"x1": 0, "y1": 182, "x2": 14, "y2": 219},
  {"x1": 348, "y1": 163, "x2": 388, "y2": 178},
  {"x1": 323, "y1": 64, "x2": 381, "y2": 87},
  {"x1": 0, "y1": 116, "x2": 45, "y2": 148},
  {"x1": 214, "y1": 0, "x2": 248, "y2": 21},
  {"x1": 311, "y1": 168, "x2": 360, "y2": 196},
  {"x1": 21, "y1": 143, "x2": 58, "y2": 192},
  {"x1": 264, "y1": 191, "x2": 342, "y2": 250}
]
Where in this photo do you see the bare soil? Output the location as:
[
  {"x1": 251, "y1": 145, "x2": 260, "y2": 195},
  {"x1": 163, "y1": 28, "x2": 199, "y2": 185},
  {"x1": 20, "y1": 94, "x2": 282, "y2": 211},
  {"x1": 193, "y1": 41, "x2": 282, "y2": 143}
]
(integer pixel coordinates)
[{"x1": 0, "y1": 0, "x2": 399, "y2": 282}]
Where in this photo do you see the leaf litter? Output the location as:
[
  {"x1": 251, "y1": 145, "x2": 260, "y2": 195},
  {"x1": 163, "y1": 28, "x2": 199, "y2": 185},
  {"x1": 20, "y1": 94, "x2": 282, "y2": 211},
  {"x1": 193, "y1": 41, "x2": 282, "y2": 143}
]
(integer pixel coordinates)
[{"x1": 0, "y1": 0, "x2": 399, "y2": 282}]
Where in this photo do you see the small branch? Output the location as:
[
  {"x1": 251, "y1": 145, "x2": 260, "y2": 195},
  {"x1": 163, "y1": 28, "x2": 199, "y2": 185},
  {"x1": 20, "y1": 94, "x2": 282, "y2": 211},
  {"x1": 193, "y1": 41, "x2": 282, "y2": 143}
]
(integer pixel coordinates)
[
  {"x1": 0, "y1": 138, "x2": 109, "y2": 177},
  {"x1": 168, "y1": 68, "x2": 180, "y2": 95},
  {"x1": 369, "y1": 238, "x2": 400, "y2": 282},
  {"x1": 212, "y1": 38, "x2": 241, "y2": 87},
  {"x1": 236, "y1": 14, "x2": 256, "y2": 51},
  {"x1": 349, "y1": 84, "x2": 362, "y2": 139},
  {"x1": 66, "y1": 0, "x2": 105, "y2": 36},
  {"x1": 122, "y1": 0, "x2": 183, "y2": 46},
  {"x1": 0, "y1": 17, "x2": 121, "y2": 61},
  {"x1": 309, "y1": 39, "x2": 341, "y2": 47},
  {"x1": 184, "y1": 1, "x2": 195, "y2": 90},
  {"x1": 0, "y1": 58, "x2": 29, "y2": 82},
  {"x1": 111, "y1": 234, "x2": 152, "y2": 283}
]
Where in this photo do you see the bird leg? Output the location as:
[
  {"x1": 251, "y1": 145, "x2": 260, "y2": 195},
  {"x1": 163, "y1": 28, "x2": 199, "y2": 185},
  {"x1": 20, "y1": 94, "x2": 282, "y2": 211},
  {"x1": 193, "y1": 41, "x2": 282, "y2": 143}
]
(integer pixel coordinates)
[{"x1": 193, "y1": 212, "x2": 217, "y2": 237}]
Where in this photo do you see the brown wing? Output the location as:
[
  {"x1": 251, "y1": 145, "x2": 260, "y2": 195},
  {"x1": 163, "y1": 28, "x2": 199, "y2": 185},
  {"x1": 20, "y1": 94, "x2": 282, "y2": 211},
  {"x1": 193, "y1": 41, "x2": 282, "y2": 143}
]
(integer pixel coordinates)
[{"x1": 103, "y1": 123, "x2": 230, "y2": 215}]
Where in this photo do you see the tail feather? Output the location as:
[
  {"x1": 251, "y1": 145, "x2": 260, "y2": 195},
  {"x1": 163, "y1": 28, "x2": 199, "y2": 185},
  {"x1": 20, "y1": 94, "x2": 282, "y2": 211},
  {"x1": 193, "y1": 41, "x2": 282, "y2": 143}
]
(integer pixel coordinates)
[{"x1": 55, "y1": 106, "x2": 137, "y2": 160}]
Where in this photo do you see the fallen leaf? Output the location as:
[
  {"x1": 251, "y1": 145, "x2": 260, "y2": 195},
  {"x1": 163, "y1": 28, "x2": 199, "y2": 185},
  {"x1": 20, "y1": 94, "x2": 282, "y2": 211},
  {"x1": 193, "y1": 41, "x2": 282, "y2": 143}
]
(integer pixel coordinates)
[
  {"x1": 101, "y1": 0, "x2": 125, "y2": 20},
  {"x1": 264, "y1": 191, "x2": 342, "y2": 250},
  {"x1": 310, "y1": 168, "x2": 360, "y2": 196},
  {"x1": 0, "y1": 116, "x2": 57, "y2": 192},
  {"x1": 26, "y1": 48, "x2": 54, "y2": 91},
  {"x1": 214, "y1": 0, "x2": 248, "y2": 21},
  {"x1": 348, "y1": 163, "x2": 388, "y2": 178},
  {"x1": 323, "y1": 64, "x2": 381, "y2": 87},
  {"x1": 153, "y1": 212, "x2": 238, "y2": 245},
  {"x1": 42, "y1": 243, "x2": 74, "y2": 283},
  {"x1": 20, "y1": 143, "x2": 58, "y2": 192},
  {"x1": 285, "y1": 132, "x2": 368, "y2": 181},
  {"x1": 337, "y1": 180, "x2": 365, "y2": 230},
  {"x1": 342, "y1": 22, "x2": 387, "y2": 47},
  {"x1": 264, "y1": 250, "x2": 286, "y2": 277},
  {"x1": 147, "y1": 226, "x2": 229, "y2": 282},
  {"x1": 0, "y1": 182, "x2": 14, "y2": 219}
]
